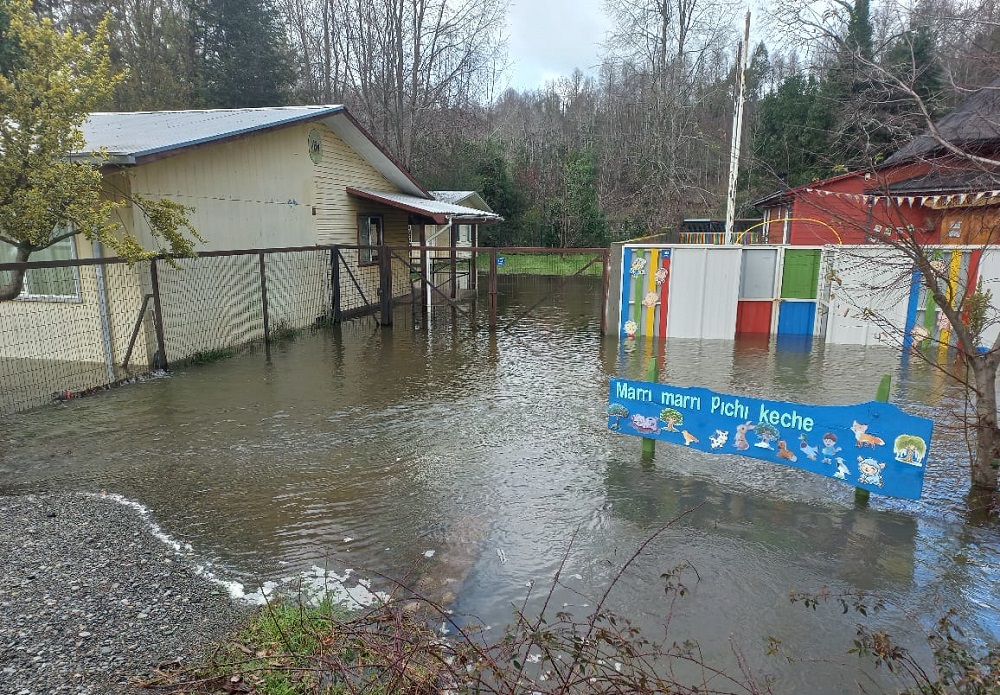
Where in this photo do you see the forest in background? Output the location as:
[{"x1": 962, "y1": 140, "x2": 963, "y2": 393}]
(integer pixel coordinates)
[{"x1": 9, "y1": 0, "x2": 1000, "y2": 247}]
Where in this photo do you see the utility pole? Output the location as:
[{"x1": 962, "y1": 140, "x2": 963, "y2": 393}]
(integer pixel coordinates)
[{"x1": 724, "y1": 11, "x2": 752, "y2": 245}]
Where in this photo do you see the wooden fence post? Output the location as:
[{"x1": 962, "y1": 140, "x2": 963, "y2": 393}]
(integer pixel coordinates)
[
  {"x1": 379, "y1": 247, "x2": 392, "y2": 326},
  {"x1": 149, "y1": 258, "x2": 169, "y2": 370},
  {"x1": 259, "y1": 252, "x2": 271, "y2": 360},
  {"x1": 488, "y1": 248, "x2": 498, "y2": 329}
]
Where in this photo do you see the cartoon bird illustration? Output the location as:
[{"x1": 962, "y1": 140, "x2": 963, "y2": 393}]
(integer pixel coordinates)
[
  {"x1": 681, "y1": 430, "x2": 699, "y2": 446},
  {"x1": 834, "y1": 458, "x2": 851, "y2": 479},
  {"x1": 776, "y1": 440, "x2": 798, "y2": 462},
  {"x1": 799, "y1": 434, "x2": 819, "y2": 461}
]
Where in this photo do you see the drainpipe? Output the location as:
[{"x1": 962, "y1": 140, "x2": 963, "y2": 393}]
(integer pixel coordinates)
[
  {"x1": 424, "y1": 216, "x2": 454, "y2": 313},
  {"x1": 93, "y1": 241, "x2": 116, "y2": 383}
]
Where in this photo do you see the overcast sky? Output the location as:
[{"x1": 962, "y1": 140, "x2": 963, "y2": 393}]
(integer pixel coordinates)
[{"x1": 504, "y1": 0, "x2": 610, "y2": 90}]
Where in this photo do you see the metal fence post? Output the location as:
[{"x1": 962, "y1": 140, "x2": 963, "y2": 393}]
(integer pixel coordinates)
[
  {"x1": 330, "y1": 247, "x2": 342, "y2": 323},
  {"x1": 259, "y1": 252, "x2": 271, "y2": 360},
  {"x1": 149, "y1": 258, "x2": 169, "y2": 370},
  {"x1": 378, "y1": 246, "x2": 392, "y2": 326}
]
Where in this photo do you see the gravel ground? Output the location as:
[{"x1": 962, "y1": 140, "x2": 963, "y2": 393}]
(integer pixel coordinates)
[{"x1": 0, "y1": 493, "x2": 253, "y2": 695}]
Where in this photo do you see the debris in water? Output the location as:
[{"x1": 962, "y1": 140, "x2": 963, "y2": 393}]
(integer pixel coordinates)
[{"x1": 495, "y1": 548, "x2": 507, "y2": 564}]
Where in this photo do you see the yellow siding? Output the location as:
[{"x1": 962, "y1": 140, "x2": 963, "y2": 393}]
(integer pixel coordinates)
[
  {"x1": 313, "y1": 129, "x2": 410, "y2": 246},
  {"x1": 127, "y1": 126, "x2": 316, "y2": 251}
]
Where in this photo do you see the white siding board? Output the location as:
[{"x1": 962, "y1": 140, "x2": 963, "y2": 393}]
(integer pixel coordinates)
[
  {"x1": 825, "y1": 247, "x2": 911, "y2": 346},
  {"x1": 977, "y1": 248, "x2": 1000, "y2": 349},
  {"x1": 666, "y1": 247, "x2": 741, "y2": 339}
]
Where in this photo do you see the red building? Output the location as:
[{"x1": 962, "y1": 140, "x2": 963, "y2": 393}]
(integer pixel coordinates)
[{"x1": 753, "y1": 78, "x2": 1000, "y2": 246}]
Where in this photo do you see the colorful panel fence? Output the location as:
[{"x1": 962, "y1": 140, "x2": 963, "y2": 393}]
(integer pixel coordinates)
[{"x1": 616, "y1": 243, "x2": 1000, "y2": 347}]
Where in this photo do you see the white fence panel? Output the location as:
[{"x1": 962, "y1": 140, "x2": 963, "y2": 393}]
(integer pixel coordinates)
[{"x1": 666, "y1": 247, "x2": 741, "y2": 339}]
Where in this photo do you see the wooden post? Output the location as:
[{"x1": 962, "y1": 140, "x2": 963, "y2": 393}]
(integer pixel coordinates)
[
  {"x1": 330, "y1": 247, "x2": 342, "y2": 324},
  {"x1": 449, "y1": 227, "x2": 458, "y2": 300},
  {"x1": 600, "y1": 249, "x2": 610, "y2": 336},
  {"x1": 378, "y1": 247, "x2": 392, "y2": 326},
  {"x1": 855, "y1": 374, "x2": 891, "y2": 506},
  {"x1": 488, "y1": 247, "x2": 498, "y2": 329},
  {"x1": 642, "y1": 357, "x2": 659, "y2": 461},
  {"x1": 148, "y1": 259, "x2": 169, "y2": 370},
  {"x1": 259, "y1": 253, "x2": 271, "y2": 360}
]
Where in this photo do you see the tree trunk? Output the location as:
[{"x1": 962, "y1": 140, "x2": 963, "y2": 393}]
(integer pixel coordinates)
[
  {"x1": 0, "y1": 245, "x2": 30, "y2": 301},
  {"x1": 968, "y1": 354, "x2": 1000, "y2": 497}
]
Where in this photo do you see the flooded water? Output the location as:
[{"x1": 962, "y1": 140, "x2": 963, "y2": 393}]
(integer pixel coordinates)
[{"x1": 2, "y1": 275, "x2": 998, "y2": 693}]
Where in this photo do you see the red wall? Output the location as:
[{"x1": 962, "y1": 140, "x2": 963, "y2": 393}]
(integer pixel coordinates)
[{"x1": 781, "y1": 163, "x2": 936, "y2": 245}]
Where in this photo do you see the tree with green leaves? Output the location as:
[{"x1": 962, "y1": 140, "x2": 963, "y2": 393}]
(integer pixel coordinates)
[
  {"x1": 187, "y1": 0, "x2": 296, "y2": 108},
  {"x1": 0, "y1": 0, "x2": 200, "y2": 300},
  {"x1": 660, "y1": 407, "x2": 683, "y2": 432}
]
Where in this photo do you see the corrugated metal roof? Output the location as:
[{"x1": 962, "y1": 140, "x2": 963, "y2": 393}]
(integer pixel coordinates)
[
  {"x1": 75, "y1": 106, "x2": 428, "y2": 197},
  {"x1": 430, "y1": 190, "x2": 477, "y2": 204},
  {"x1": 349, "y1": 188, "x2": 503, "y2": 223},
  {"x1": 78, "y1": 106, "x2": 345, "y2": 161}
]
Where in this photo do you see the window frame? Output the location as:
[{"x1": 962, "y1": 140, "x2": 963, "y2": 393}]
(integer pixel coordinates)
[
  {"x1": 358, "y1": 214, "x2": 384, "y2": 266},
  {"x1": 0, "y1": 232, "x2": 82, "y2": 303}
]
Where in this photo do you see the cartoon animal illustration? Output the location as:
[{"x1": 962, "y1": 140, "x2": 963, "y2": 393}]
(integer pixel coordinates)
[
  {"x1": 799, "y1": 434, "x2": 818, "y2": 460},
  {"x1": 834, "y1": 458, "x2": 851, "y2": 479},
  {"x1": 654, "y1": 267, "x2": 668, "y2": 286},
  {"x1": 630, "y1": 413, "x2": 660, "y2": 435},
  {"x1": 642, "y1": 291, "x2": 659, "y2": 308},
  {"x1": 776, "y1": 440, "x2": 798, "y2": 462},
  {"x1": 709, "y1": 429, "x2": 729, "y2": 449},
  {"x1": 733, "y1": 421, "x2": 754, "y2": 450},
  {"x1": 821, "y1": 433, "x2": 841, "y2": 463},
  {"x1": 851, "y1": 421, "x2": 885, "y2": 448},
  {"x1": 857, "y1": 456, "x2": 886, "y2": 487},
  {"x1": 682, "y1": 430, "x2": 699, "y2": 446},
  {"x1": 624, "y1": 320, "x2": 638, "y2": 338},
  {"x1": 630, "y1": 257, "x2": 647, "y2": 277}
]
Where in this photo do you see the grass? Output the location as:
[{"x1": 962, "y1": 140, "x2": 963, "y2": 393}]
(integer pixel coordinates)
[
  {"x1": 476, "y1": 251, "x2": 606, "y2": 277},
  {"x1": 187, "y1": 347, "x2": 237, "y2": 365}
]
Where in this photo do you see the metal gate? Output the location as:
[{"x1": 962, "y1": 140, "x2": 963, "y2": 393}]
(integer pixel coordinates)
[{"x1": 386, "y1": 246, "x2": 611, "y2": 333}]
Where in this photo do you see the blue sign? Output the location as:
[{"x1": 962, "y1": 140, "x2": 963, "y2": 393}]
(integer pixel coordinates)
[
  {"x1": 608, "y1": 379, "x2": 933, "y2": 500},
  {"x1": 497, "y1": 257, "x2": 505, "y2": 266}
]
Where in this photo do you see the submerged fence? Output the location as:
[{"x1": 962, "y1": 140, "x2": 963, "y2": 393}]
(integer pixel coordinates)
[{"x1": 0, "y1": 245, "x2": 610, "y2": 416}]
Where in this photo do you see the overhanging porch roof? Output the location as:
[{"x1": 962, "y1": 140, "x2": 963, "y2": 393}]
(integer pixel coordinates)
[{"x1": 347, "y1": 188, "x2": 503, "y2": 224}]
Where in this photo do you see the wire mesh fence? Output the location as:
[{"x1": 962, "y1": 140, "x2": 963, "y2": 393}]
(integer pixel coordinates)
[
  {"x1": 0, "y1": 245, "x2": 406, "y2": 416},
  {"x1": 0, "y1": 244, "x2": 610, "y2": 416}
]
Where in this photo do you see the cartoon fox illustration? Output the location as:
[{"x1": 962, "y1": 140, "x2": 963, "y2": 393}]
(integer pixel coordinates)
[
  {"x1": 851, "y1": 420, "x2": 885, "y2": 448},
  {"x1": 682, "y1": 430, "x2": 699, "y2": 446}
]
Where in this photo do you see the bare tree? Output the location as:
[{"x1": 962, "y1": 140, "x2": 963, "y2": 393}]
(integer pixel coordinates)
[{"x1": 309, "y1": 0, "x2": 508, "y2": 169}]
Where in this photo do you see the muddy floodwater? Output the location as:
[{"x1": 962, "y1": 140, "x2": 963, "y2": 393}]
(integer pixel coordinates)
[{"x1": 2, "y1": 275, "x2": 998, "y2": 693}]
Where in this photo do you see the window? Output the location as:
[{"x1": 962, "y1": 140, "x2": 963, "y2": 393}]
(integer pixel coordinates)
[
  {"x1": 358, "y1": 215, "x2": 383, "y2": 265},
  {"x1": 457, "y1": 225, "x2": 471, "y2": 244},
  {"x1": 0, "y1": 232, "x2": 80, "y2": 301}
]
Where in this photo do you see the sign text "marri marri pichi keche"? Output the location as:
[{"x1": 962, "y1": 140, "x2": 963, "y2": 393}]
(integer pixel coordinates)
[{"x1": 608, "y1": 379, "x2": 934, "y2": 500}]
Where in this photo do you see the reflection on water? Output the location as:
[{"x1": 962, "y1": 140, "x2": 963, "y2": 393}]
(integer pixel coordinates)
[{"x1": 2, "y1": 275, "x2": 998, "y2": 693}]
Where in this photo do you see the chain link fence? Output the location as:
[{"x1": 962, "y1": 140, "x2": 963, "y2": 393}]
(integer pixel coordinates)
[{"x1": 0, "y1": 245, "x2": 398, "y2": 416}]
